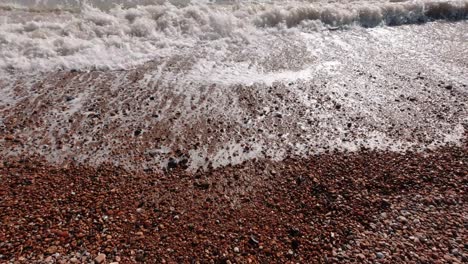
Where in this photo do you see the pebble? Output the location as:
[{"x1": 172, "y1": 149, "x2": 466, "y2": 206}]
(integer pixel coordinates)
[
  {"x1": 167, "y1": 158, "x2": 178, "y2": 169},
  {"x1": 95, "y1": 253, "x2": 106, "y2": 264},
  {"x1": 46, "y1": 246, "x2": 58, "y2": 254},
  {"x1": 249, "y1": 235, "x2": 259, "y2": 245},
  {"x1": 376, "y1": 252, "x2": 385, "y2": 259},
  {"x1": 397, "y1": 216, "x2": 408, "y2": 223},
  {"x1": 233, "y1": 247, "x2": 240, "y2": 253}
]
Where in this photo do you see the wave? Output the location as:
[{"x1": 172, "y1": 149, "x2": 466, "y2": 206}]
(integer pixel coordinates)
[
  {"x1": 2, "y1": 1, "x2": 467, "y2": 28},
  {"x1": 0, "y1": 0, "x2": 467, "y2": 74},
  {"x1": 0, "y1": 0, "x2": 197, "y2": 12},
  {"x1": 256, "y1": 1, "x2": 468, "y2": 28}
]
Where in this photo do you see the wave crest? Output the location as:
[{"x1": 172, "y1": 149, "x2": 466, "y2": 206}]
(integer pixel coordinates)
[{"x1": 255, "y1": 1, "x2": 468, "y2": 28}]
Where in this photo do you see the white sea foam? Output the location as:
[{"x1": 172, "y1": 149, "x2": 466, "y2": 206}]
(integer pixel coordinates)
[{"x1": 0, "y1": 0, "x2": 467, "y2": 76}]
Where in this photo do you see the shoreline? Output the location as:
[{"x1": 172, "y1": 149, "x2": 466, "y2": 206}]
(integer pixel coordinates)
[{"x1": 1, "y1": 143, "x2": 466, "y2": 263}]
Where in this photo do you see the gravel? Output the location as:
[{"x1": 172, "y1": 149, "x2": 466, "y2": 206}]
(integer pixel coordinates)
[{"x1": 0, "y1": 142, "x2": 466, "y2": 262}]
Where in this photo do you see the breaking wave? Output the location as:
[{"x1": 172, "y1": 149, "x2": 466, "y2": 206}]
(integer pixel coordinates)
[
  {"x1": 0, "y1": 0, "x2": 467, "y2": 74},
  {"x1": 256, "y1": 1, "x2": 468, "y2": 28}
]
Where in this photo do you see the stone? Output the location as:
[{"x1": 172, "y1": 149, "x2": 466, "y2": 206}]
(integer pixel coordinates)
[
  {"x1": 134, "y1": 129, "x2": 142, "y2": 136},
  {"x1": 95, "y1": 253, "x2": 106, "y2": 263},
  {"x1": 376, "y1": 252, "x2": 385, "y2": 259},
  {"x1": 167, "y1": 158, "x2": 178, "y2": 169},
  {"x1": 397, "y1": 216, "x2": 408, "y2": 223},
  {"x1": 288, "y1": 227, "x2": 301, "y2": 237},
  {"x1": 233, "y1": 247, "x2": 240, "y2": 253},
  {"x1": 249, "y1": 235, "x2": 259, "y2": 245},
  {"x1": 46, "y1": 246, "x2": 58, "y2": 254}
]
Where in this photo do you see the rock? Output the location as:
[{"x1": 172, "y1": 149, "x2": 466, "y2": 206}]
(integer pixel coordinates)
[
  {"x1": 167, "y1": 158, "x2": 178, "y2": 169},
  {"x1": 376, "y1": 252, "x2": 385, "y2": 259},
  {"x1": 95, "y1": 253, "x2": 106, "y2": 263},
  {"x1": 233, "y1": 247, "x2": 240, "y2": 253},
  {"x1": 135, "y1": 251, "x2": 146, "y2": 262},
  {"x1": 445, "y1": 85, "x2": 453, "y2": 90},
  {"x1": 249, "y1": 235, "x2": 259, "y2": 245},
  {"x1": 288, "y1": 227, "x2": 301, "y2": 237},
  {"x1": 69, "y1": 257, "x2": 79, "y2": 263},
  {"x1": 291, "y1": 240, "x2": 300, "y2": 249},
  {"x1": 194, "y1": 182, "x2": 210, "y2": 190},
  {"x1": 134, "y1": 129, "x2": 142, "y2": 136},
  {"x1": 295, "y1": 176, "x2": 304, "y2": 185},
  {"x1": 46, "y1": 246, "x2": 58, "y2": 254},
  {"x1": 357, "y1": 253, "x2": 366, "y2": 260},
  {"x1": 397, "y1": 216, "x2": 408, "y2": 223},
  {"x1": 451, "y1": 248, "x2": 460, "y2": 256}
]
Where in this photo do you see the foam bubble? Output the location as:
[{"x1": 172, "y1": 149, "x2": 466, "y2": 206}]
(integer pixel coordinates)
[{"x1": 0, "y1": 1, "x2": 467, "y2": 75}]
